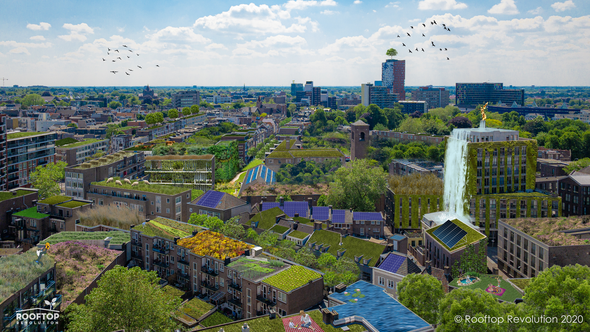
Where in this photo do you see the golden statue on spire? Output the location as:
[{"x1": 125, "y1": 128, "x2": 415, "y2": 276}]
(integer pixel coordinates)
[{"x1": 481, "y1": 102, "x2": 488, "y2": 122}]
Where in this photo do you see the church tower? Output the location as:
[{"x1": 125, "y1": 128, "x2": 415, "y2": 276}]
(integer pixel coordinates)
[{"x1": 351, "y1": 120, "x2": 370, "y2": 160}]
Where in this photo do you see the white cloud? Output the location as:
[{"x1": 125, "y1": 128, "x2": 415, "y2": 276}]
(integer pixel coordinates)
[
  {"x1": 551, "y1": 1, "x2": 576, "y2": 12},
  {"x1": 373, "y1": 9, "x2": 377, "y2": 12},
  {"x1": 117, "y1": 27, "x2": 125, "y2": 33},
  {"x1": 59, "y1": 23, "x2": 94, "y2": 42},
  {"x1": 9, "y1": 47, "x2": 30, "y2": 55},
  {"x1": 488, "y1": 0, "x2": 520, "y2": 15},
  {"x1": 386, "y1": 2, "x2": 400, "y2": 9},
  {"x1": 284, "y1": 0, "x2": 337, "y2": 11},
  {"x1": 0, "y1": 40, "x2": 52, "y2": 56},
  {"x1": 30, "y1": 35, "x2": 46, "y2": 41},
  {"x1": 148, "y1": 27, "x2": 211, "y2": 44},
  {"x1": 321, "y1": 10, "x2": 339, "y2": 15},
  {"x1": 26, "y1": 22, "x2": 51, "y2": 31},
  {"x1": 528, "y1": 7, "x2": 543, "y2": 15},
  {"x1": 418, "y1": 0, "x2": 467, "y2": 10},
  {"x1": 240, "y1": 35, "x2": 307, "y2": 48},
  {"x1": 354, "y1": 0, "x2": 362, "y2": 4}
]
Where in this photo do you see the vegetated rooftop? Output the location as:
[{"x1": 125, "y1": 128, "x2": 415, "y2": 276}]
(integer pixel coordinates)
[
  {"x1": 58, "y1": 138, "x2": 106, "y2": 149},
  {"x1": 7, "y1": 132, "x2": 47, "y2": 139},
  {"x1": 92, "y1": 177, "x2": 191, "y2": 196},
  {"x1": 0, "y1": 250, "x2": 55, "y2": 303},
  {"x1": 287, "y1": 230, "x2": 309, "y2": 239},
  {"x1": 503, "y1": 216, "x2": 590, "y2": 246},
  {"x1": 227, "y1": 257, "x2": 287, "y2": 281},
  {"x1": 248, "y1": 207, "x2": 284, "y2": 230},
  {"x1": 242, "y1": 183, "x2": 329, "y2": 197},
  {"x1": 307, "y1": 230, "x2": 386, "y2": 267},
  {"x1": 74, "y1": 151, "x2": 135, "y2": 169},
  {"x1": 57, "y1": 201, "x2": 91, "y2": 209},
  {"x1": 263, "y1": 265, "x2": 322, "y2": 292},
  {"x1": 38, "y1": 195, "x2": 72, "y2": 205},
  {"x1": 426, "y1": 219, "x2": 487, "y2": 251},
  {"x1": 177, "y1": 230, "x2": 253, "y2": 260},
  {"x1": 40, "y1": 231, "x2": 130, "y2": 245},
  {"x1": 132, "y1": 217, "x2": 201, "y2": 241},
  {"x1": 450, "y1": 274, "x2": 522, "y2": 303},
  {"x1": 0, "y1": 190, "x2": 34, "y2": 203},
  {"x1": 13, "y1": 207, "x2": 49, "y2": 219},
  {"x1": 269, "y1": 224, "x2": 289, "y2": 234},
  {"x1": 388, "y1": 173, "x2": 443, "y2": 196}
]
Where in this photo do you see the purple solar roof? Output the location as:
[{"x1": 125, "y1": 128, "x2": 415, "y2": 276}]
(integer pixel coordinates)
[
  {"x1": 262, "y1": 202, "x2": 280, "y2": 211},
  {"x1": 332, "y1": 209, "x2": 346, "y2": 223},
  {"x1": 312, "y1": 206, "x2": 330, "y2": 221},
  {"x1": 282, "y1": 201, "x2": 309, "y2": 217},
  {"x1": 196, "y1": 190, "x2": 225, "y2": 208},
  {"x1": 378, "y1": 253, "x2": 406, "y2": 274},
  {"x1": 353, "y1": 212, "x2": 383, "y2": 221}
]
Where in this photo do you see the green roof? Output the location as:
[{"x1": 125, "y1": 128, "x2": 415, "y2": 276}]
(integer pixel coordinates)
[
  {"x1": 227, "y1": 257, "x2": 287, "y2": 280},
  {"x1": 0, "y1": 250, "x2": 55, "y2": 303},
  {"x1": 13, "y1": 207, "x2": 49, "y2": 219},
  {"x1": 132, "y1": 217, "x2": 201, "y2": 240},
  {"x1": 242, "y1": 159, "x2": 264, "y2": 171},
  {"x1": 308, "y1": 230, "x2": 386, "y2": 267},
  {"x1": 38, "y1": 195, "x2": 72, "y2": 205},
  {"x1": 92, "y1": 177, "x2": 191, "y2": 196},
  {"x1": 7, "y1": 132, "x2": 47, "y2": 139},
  {"x1": 450, "y1": 274, "x2": 523, "y2": 302},
  {"x1": 0, "y1": 190, "x2": 35, "y2": 203},
  {"x1": 266, "y1": 151, "x2": 292, "y2": 158},
  {"x1": 263, "y1": 265, "x2": 321, "y2": 292},
  {"x1": 58, "y1": 138, "x2": 107, "y2": 149},
  {"x1": 57, "y1": 201, "x2": 91, "y2": 208},
  {"x1": 269, "y1": 224, "x2": 289, "y2": 234},
  {"x1": 249, "y1": 207, "x2": 284, "y2": 230},
  {"x1": 288, "y1": 230, "x2": 309, "y2": 239},
  {"x1": 74, "y1": 151, "x2": 135, "y2": 169},
  {"x1": 40, "y1": 231, "x2": 130, "y2": 245},
  {"x1": 290, "y1": 149, "x2": 344, "y2": 158},
  {"x1": 426, "y1": 219, "x2": 486, "y2": 251}
]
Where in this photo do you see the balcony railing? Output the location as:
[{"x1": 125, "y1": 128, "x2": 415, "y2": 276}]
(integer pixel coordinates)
[
  {"x1": 178, "y1": 256, "x2": 189, "y2": 265},
  {"x1": 131, "y1": 251, "x2": 142, "y2": 259},
  {"x1": 256, "y1": 295, "x2": 276, "y2": 306},
  {"x1": 153, "y1": 245, "x2": 170, "y2": 254},
  {"x1": 201, "y1": 266, "x2": 219, "y2": 276},
  {"x1": 153, "y1": 259, "x2": 169, "y2": 268},
  {"x1": 201, "y1": 280, "x2": 220, "y2": 291},
  {"x1": 177, "y1": 269, "x2": 190, "y2": 279},
  {"x1": 132, "y1": 238, "x2": 142, "y2": 246},
  {"x1": 228, "y1": 280, "x2": 242, "y2": 291},
  {"x1": 228, "y1": 297, "x2": 242, "y2": 306}
]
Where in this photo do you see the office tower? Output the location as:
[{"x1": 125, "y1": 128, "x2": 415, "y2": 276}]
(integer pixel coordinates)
[
  {"x1": 456, "y1": 83, "x2": 524, "y2": 107},
  {"x1": 382, "y1": 59, "x2": 406, "y2": 101},
  {"x1": 411, "y1": 86, "x2": 449, "y2": 109}
]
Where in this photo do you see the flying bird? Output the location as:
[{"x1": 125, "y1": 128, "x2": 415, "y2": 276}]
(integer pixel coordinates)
[
  {"x1": 447, "y1": 28, "x2": 451, "y2": 32},
  {"x1": 110, "y1": 71, "x2": 118, "y2": 74},
  {"x1": 447, "y1": 57, "x2": 450, "y2": 60},
  {"x1": 108, "y1": 48, "x2": 111, "y2": 51},
  {"x1": 107, "y1": 52, "x2": 110, "y2": 55},
  {"x1": 442, "y1": 23, "x2": 446, "y2": 27},
  {"x1": 137, "y1": 65, "x2": 142, "y2": 69},
  {"x1": 407, "y1": 32, "x2": 411, "y2": 36},
  {"x1": 115, "y1": 49, "x2": 119, "y2": 53},
  {"x1": 129, "y1": 50, "x2": 133, "y2": 52},
  {"x1": 123, "y1": 44, "x2": 128, "y2": 48},
  {"x1": 445, "y1": 48, "x2": 448, "y2": 51},
  {"x1": 117, "y1": 57, "x2": 122, "y2": 60},
  {"x1": 127, "y1": 56, "x2": 130, "y2": 58},
  {"x1": 402, "y1": 43, "x2": 406, "y2": 46},
  {"x1": 421, "y1": 48, "x2": 425, "y2": 52},
  {"x1": 415, "y1": 47, "x2": 419, "y2": 51},
  {"x1": 156, "y1": 65, "x2": 160, "y2": 67},
  {"x1": 102, "y1": 58, "x2": 105, "y2": 61},
  {"x1": 112, "y1": 60, "x2": 116, "y2": 62},
  {"x1": 431, "y1": 41, "x2": 435, "y2": 46},
  {"x1": 433, "y1": 20, "x2": 437, "y2": 24},
  {"x1": 128, "y1": 69, "x2": 133, "y2": 71},
  {"x1": 422, "y1": 33, "x2": 426, "y2": 37},
  {"x1": 136, "y1": 53, "x2": 140, "y2": 56},
  {"x1": 410, "y1": 26, "x2": 414, "y2": 29},
  {"x1": 422, "y1": 23, "x2": 426, "y2": 27},
  {"x1": 409, "y1": 50, "x2": 412, "y2": 53},
  {"x1": 431, "y1": 21, "x2": 434, "y2": 25},
  {"x1": 440, "y1": 48, "x2": 443, "y2": 51},
  {"x1": 125, "y1": 72, "x2": 130, "y2": 75},
  {"x1": 397, "y1": 35, "x2": 400, "y2": 38}
]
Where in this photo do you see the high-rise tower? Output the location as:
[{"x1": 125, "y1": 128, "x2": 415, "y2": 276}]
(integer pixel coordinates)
[{"x1": 382, "y1": 59, "x2": 406, "y2": 100}]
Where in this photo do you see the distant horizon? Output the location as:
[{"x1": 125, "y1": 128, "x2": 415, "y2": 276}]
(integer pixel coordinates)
[{"x1": 3, "y1": 85, "x2": 590, "y2": 89}]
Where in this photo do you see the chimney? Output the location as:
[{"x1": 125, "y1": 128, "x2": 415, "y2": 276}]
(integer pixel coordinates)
[
  {"x1": 104, "y1": 237, "x2": 112, "y2": 248},
  {"x1": 307, "y1": 197, "x2": 312, "y2": 210},
  {"x1": 280, "y1": 197, "x2": 284, "y2": 207},
  {"x1": 329, "y1": 205, "x2": 333, "y2": 215},
  {"x1": 294, "y1": 213, "x2": 299, "y2": 218}
]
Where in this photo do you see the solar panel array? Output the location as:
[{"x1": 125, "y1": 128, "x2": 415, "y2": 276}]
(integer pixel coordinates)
[
  {"x1": 378, "y1": 254, "x2": 406, "y2": 274},
  {"x1": 332, "y1": 209, "x2": 346, "y2": 223},
  {"x1": 352, "y1": 212, "x2": 383, "y2": 221},
  {"x1": 196, "y1": 190, "x2": 224, "y2": 208},
  {"x1": 244, "y1": 165, "x2": 276, "y2": 185},
  {"x1": 432, "y1": 220, "x2": 468, "y2": 249},
  {"x1": 283, "y1": 201, "x2": 309, "y2": 217},
  {"x1": 261, "y1": 202, "x2": 280, "y2": 211},
  {"x1": 312, "y1": 206, "x2": 330, "y2": 221}
]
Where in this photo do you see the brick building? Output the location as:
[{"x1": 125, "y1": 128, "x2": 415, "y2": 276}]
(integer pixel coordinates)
[
  {"x1": 56, "y1": 138, "x2": 109, "y2": 166},
  {"x1": 411, "y1": 86, "x2": 449, "y2": 109},
  {"x1": 559, "y1": 168, "x2": 590, "y2": 216},
  {"x1": 7, "y1": 132, "x2": 57, "y2": 189},
  {"x1": 145, "y1": 155, "x2": 215, "y2": 192},
  {"x1": 188, "y1": 190, "x2": 250, "y2": 222},
  {"x1": 350, "y1": 120, "x2": 369, "y2": 160}
]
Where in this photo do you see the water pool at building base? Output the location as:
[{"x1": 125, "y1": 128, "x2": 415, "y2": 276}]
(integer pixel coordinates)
[{"x1": 328, "y1": 281, "x2": 431, "y2": 332}]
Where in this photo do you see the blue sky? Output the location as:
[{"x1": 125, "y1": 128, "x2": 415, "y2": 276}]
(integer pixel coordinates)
[{"x1": 0, "y1": 0, "x2": 588, "y2": 86}]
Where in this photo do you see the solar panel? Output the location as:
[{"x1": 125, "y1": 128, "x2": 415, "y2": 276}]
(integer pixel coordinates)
[
  {"x1": 262, "y1": 202, "x2": 280, "y2": 211},
  {"x1": 432, "y1": 220, "x2": 467, "y2": 249},
  {"x1": 271, "y1": 172, "x2": 276, "y2": 183},
  {"x1": 197, "y1": 190, "x2": 224, "y2": 208},
  {"x1": 432, "y1": 221, "x2": 454, "y2": 239},
  {"x1": 378, "y1": 254, "x2": 406, "y2": 274},
  {"x1": 332, "y1": 209, "x2": 346, "y2": 223},
  {"x1": 245, "y1": 169, "x2": 254, "y2": 184},
  {"x1": 312, "y1": 206, "x2": 330, "y2": 221},
  {"x1": 444, "y1": 229, "x2": 467, "y2": 249},
  {"x1": 265, "y1": 169, "x2": 273, "y2": 183},
  {"x1": 283, "y1": 201, "x2": 308, "y2": 217},
  {"x1": 353, "y1": 212, "x2": 382, "y2": 221}
]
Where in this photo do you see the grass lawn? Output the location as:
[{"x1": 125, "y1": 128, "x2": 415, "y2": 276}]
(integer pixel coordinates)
[
  {"x1": 39, "y1": 196, "x2": 72, "y2": 205},
  {"x1": 40, "y1": 231, "x2": 130, "y2": 245},
  {"x1": 181, "y1": 298, "x2": 214, "y2": 319},
  {"x1": 162, "y1": 285, "x2": 185, "y2": 299},
  {"x1": 243, "y1": 159, "x2": 264, "y2": 171},
  {"x1": 287, "y1": 230, "x2": 309, "y2": 239},
  {"x1": 133, "y1": 218, "x2": 200, "y2": 241},
  {"x1": 191, "y1": 189, "x2": 204, "y2": 201},
  {"x1": 59, "y1": 138, "x2": 106, "y2": 149},
  {"x1": 509, "y1": 278, "x2": 532, "y2": 291},
  {"x1": 7, "y1": 132, "x2": 46, "y2": 139},
  {"x1": 200, "y1": 311, "x2": 233, "y2": 327},
  {"x1": 197, "y1": 310, "x2": 366, "y2": 332},
  {"x1": 93, "y1": 177, "x2": 191, "y2": 196},
  {"x1": 263, "y1": 265, "x2": 321, "y2": 292},
  {"x1": 0, "y1": 190, "x2": 33, "y2": 203},
  {"x1": 269, "y1": 224, "x2": 289, "y2": 234},
  {"x1": 237, "y1": 172, "x2": 247, "y2": 184},
  {"x1": 249, "y1": 207, "x2": 284, "y2": 230},
  {"x1": 450, "y1": 275, "x2": 523, "y2": 303},
  {"x1": 13, "y1": 207, "x2": 49, "y2": 219},
  {"x1": 308, "y1": 230, "x2": 386, "y2": 267}
]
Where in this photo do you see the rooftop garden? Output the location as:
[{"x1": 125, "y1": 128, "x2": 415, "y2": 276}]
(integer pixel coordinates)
[
  {"x1": 133, "y1": 218, "x2": 201, "y2": 240},
  {"x1": 426, "y1": 219, "x2": 486, "y2": 251},
  {"x1": 269, "y1": 224, "x2": 289, "y2": 234},
  {"x1": 40, "y1": 231, "x2": 130, "y2": 245},
  {"x1": 227, "y1": 257, "x2": 287, "y2": 280},
  {"x1": 47, "y1": 241, "x2": 121, "y2": 307},
  {"x1": 289, "y1": 149, "x2": 344, "y2": 158},
  {"x1": 177, "y1": 230, "x2": 252, "y2": 259},
  {"x1": 13, "y1": 207, "x2": 49, "y2": 219},
  {"x1": 57, "y1": 200, "x2": 91, "y2": 208},
  {"x1": 78, "y1": 205, "x2": 144, "y2": 230},
  {"x1": 200, "y1": 311, "x2": 233, "y2": 327},
  {"x1": 75, "y1": 151, "x2": 135, "y2": 169},
  {"x1": 503, "y1": 216, "x2": 590, "y2": 246},
  {"x1": 92, "y1": 177, "x2": 191, "y2": 196},
  {"x1": 242, "y1": 159, "x2": 264, "y2": 171},
  {"x1": 509, "y1": 278, "x2": 532, "y2": 291},
  {"x1": 7, "y1": 132, "x2": 46, "y2": 139},
  {"x1": 389, "y1": 173, "x2": 443, "y2": 196},
  {"x1": 450, "y1": 274, "x2": 522, "y2": 303},
  {"x1": 39, "y1": 195, "x2": 72, "y2": 205},
  {"x1": 308, "y1": 230, "x2": 386, "y2": 267},
  {"x1": 56, "y1": 137, "x2": 78, "y2": 147},
  {"x1": 58, "y1": 138, "x2": 106, "y2": 149},
  {"x1": 242, "y1": 183, "x2": 329, "y2": 197},
  {"x1": 0, "y1": 190, "x2": 34, "y2": 203},
  {"x1": 288, "y1": 230, "x2": 309, "y2": 239},
  {"x1": 179, "y1": 298, "x2": 214, "y2": 320},
  {"x1": 263, "y1": 265, "x2": 321, "y2": 292},
  {"x1": 0, "y1": 250, "x2": 55, "y2": 303},
  {"x1": 248, "y1": 207, "x2": 284, "y2": 230}
]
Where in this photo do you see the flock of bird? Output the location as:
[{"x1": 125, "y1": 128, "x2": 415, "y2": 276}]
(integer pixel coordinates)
[
  {"x1": 396, "y1": 20, "x2": 452, "y2": 60},
  {"x1": 102, "y1": 44, "x2": 160, "y2": 75}
]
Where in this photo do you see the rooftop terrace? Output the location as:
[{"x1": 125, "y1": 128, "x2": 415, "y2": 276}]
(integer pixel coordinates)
[
  {"x1": 92, "y1": 177, "x2": 191, "y2": 196},
  {"x1": 13, "y1": 207, "x2": 49, "y2": 219},
  {"x1": 227, "y1": 257, "x2": 288, "y2": 281},
  {"x1": 57, "y1": 138, "x2": 106, "y2": 149},
  {"x1": 450, "y1": 274, "x2": 522, "y2": 303},
  {"x1": 308, "y1": 230, "x2": 386, "y2": 267},
  {"x1": 7, "y1": 132, "x2": 47, "y2": 140},
  {"x1": 132, "y1": 217, "x2": 202, "y2": 241},
  {"x1": 40, "y1": 231, "x2": 130, "y2": 245},
  {"x1": 0, "y1": 250, "x2": 55, "y2": 303},
  {"x1": 38, "y1": 195, "x2": 72, "y2": 205},
  {"x1": 503, "y1": 216, "x2": 590, "y2": 246},
  {"x1": 74, "y1": 151, "x2": 137, "y2": 169},
  {"x1": 263, "y1": 265, "x2": 322, "y2": 292}
]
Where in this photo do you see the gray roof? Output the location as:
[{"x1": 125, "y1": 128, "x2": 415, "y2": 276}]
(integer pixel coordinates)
[
  {"x1": 569, "y1": 172, "x2": 590, "y2": 186},
  {"x1": 351, "y1": 120, "x2": 369, "y2": 126}
]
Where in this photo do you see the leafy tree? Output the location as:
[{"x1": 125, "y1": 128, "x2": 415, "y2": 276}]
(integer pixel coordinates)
[
  {"x1": 366, "y1": 104, "x2": 388, "y2": 130},
  {"x1": 67, "y1": 123, "x2": 77, "y2": 128},
  {"x1": 437, "y1": 288, "x2": 508, "y2": 332},
  {"x1": 220, "y1": 217, "x2": 246, "y2": 240},
  {"x1": 559, "y1": 131, "x2": 583, "y2": 159},
  {"x1": 182, "y1": 107, "x2": 191, "y2": 116},
  {"x1": 386, "y1": 48, "x2": 398, "y2": 59},
  {"x1": 449, "y1": 116, "x2": 472, "y2": 128},
  {"x1": 451, "y1": 239, "x2": 488, "y2": 278},
  {"x1": 317, "y1": 194, "x2": 328, "y2": 206},
  {"x1": 145, "y1": 113, "x2": 155, "y2": 126},
  {"x1": 523, "y1": 117, "x2": 548, "y2": 136},
  {"x1": 168, "y1": 109, "x2": 179, "y2": 119},
  {"x1": 190, "y1": 104, "x2": 200, "y2": 114},
  {"x1": 108, "y1": 101, "x2": 122, "y2": 109},
  {"x1": 326, "y1": 159, "x2": 387, "y2": 211},
  {"x1": 317, "y1": 253, "x2": 337, "y2": 269},
  {"x1": 246, "y1": 228, "x2": 259, "y2": 242},
  {"x1": 21, "y1": 94, "x2": 45, "y2": 107},
  {"x1": 287, "y1": 103, "x2": 296, "y2": 117},
  {"x1": 383, "y1": 106, "x2": 405, "y2": 130},
  {"x1": 65, "y1": 266, "x2": 181, "y2": 332},
  {"x1": 161, "y1": 98, "x2": 171, "y2": 106},
  {"x1": 106, "y1": 124, "x2": 124, "y2": 139},
  {"x1": 154, "y1": 112, "x2": 164, "y2": 124},
  {"x1": 30, "y1": 161, "x2": 67, "y2": 199},
  {"x1": 397, "y1": 274, "x2": 444, "y2": 324}
]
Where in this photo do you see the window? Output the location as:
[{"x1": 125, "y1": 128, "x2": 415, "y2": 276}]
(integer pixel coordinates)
[
  {"x1": 176, "y1": 197, "x2": 182, "y2": 204},
  {"x1": 388, "y1": 280, "x2": 395, "y2": 289},
  {"x1": 378, "y1": 276, "x2": 385, "y2": 286},
  {"x1": 539, "y1": 247, "x2": 544, "y2": 259},
  {"x1": 539, "y1": 261, "x2": 544, "y2": 271},
  {"x1": 278, "y1": 291, "x2": 287, "y2": 303},
  {"x1": 166, "y1": 208, "x2": 170, "y2": 214},
  {"x1": 176, "y1": 206, "x2": 181, "y2": 214}
]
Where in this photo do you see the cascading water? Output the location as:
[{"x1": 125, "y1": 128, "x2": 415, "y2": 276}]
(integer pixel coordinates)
[{"x1": 442, "y1": 128, "x2": 471, "y2": 225}]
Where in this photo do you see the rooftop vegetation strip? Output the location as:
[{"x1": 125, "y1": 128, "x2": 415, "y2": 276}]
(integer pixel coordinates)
[
  {"x1": 249, "y1": 207, "x2": 285, "y2": 230},
  {"x1": 13, "y1": 207, "x2": 50, "y2": 219},
  {"x1": 269, "y1": 224, "x2": 289, "y2": 234},
  {"x1": 262, "y1": 265, "x2": 322, "y2": 292},
  {"x1": 288, "y1": 230, "x2": 309, "y2": 239},
  {"x1": 74, "y1": 151, "x2": 136, "y2": 169},
  {"x1": 0, "y1": 250, "x2": 55, "y2": 303},
  {"x1": 0, "y1": 190, "x2": 36, "y2": 202},
  {"x1": 177, "y1": 230, "x2": 253, "y2": 259},
  {"x1": 307, "y1": 230, "x2": 386, "y2": 267},
  {"x1": 7, "y1": 132, "x2": 47, "y2": 139},
  {"x1": 39, "y1": 195, "x2": 72, "y2": 205},
  {"x1": 503, "y1": 216, "x2": 590, "y2": 246},
  {"x1": 40, "y1": 231, "x2": 130, "y2": 245},
  {"x1": 57, "y1": 201, "x2": 91, "y2": 208},
  {"x1": 426, "y1": 219, "x2": 486, "y2": 251},
  {"x1": 92, "y1": 177, "x2": 191, "y2": 195},
  {"x1": 58, "y1": 138, "x2": 107, "y2": 149}
]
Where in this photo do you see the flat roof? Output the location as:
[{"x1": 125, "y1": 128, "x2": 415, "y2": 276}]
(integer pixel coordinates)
[
  {"x1": 262, "y1": 265, "x2": 322, "y2": 292},
  {"x1": 13, "y1": 207, "x2": 49, "y2": 219},
  {"x1": 146, "y1": 155, "x2": 214, "y2": 160},
  {"x1": 177, "y1": 230, "x2": 252, "y2": 259},
  {"x1": 227, "y1": 257, "x2": 288, "y2": 281},
  {"x1": 74, "y1": 151, "x2": 137, "y2": 169},
  {"x1": 426, "y1": 219, "x2": 486, "y2": 251},
  {"x1": 57, "y1": 138, "x2": 107, "y2": 149},
  {"x1": 132, "y1": 217, "x2": 202, "y2": 241},
  {"x1": 502, "y1": 216, "x2": 590, "y2": 246},
  {"x1": 7, "y1": 132, "x2": 49, "y2": 140},
  {"x1": 0, "y1": 250, "x2": 54, "y2": 303},
  {"x1": 449, "y1": 274, "x2": 522, "y2": 303},
  {"x1": 0, "y1": 190, "x2": 35, "y2": 203},
  {"x1": 92, "y1": 177, "x2": 191, "y2": 196},
  {"x1": 40, "y1": 231, "x2": 130, "y2": 245}
]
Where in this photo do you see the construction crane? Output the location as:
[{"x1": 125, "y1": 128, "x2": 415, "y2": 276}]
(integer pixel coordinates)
[{"x1": 1, "y1": 77, "x2": 7, "y2": 87}]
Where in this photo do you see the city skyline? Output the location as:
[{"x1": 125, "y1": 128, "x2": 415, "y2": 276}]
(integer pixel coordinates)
[{"x1": 0, "y1": 0, "x2": 588, "y2": 87}]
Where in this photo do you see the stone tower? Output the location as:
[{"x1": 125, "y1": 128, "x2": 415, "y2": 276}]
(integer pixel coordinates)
[{"x1": 351, "y1": 120, "x2": 370, "y2": 160}]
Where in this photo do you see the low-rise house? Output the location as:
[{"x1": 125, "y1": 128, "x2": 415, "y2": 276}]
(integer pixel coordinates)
[
  {"x1": 0, "y1": 189, "x2": 38, "y2": 240},
  {"x1": 264, "y1": 139, "x2": 345, "y2": 172},
  {"x1": 188, "y1": 190, "x2": 250, "y2": 222},
  {"x1": 372, "y1": 252, "x2": 423, "y2": 298}
]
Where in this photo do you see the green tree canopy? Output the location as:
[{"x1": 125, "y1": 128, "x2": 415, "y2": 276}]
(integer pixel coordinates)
[
  {"x1": 108, "y1": 101, "x2": 122, "y2": 109},
  {"x1": 397, "y1": 274, "x2": 444, "y2": 324},
  {"x1": 21, "y1": 94, "x2": 45, "y2": 107},
  {"x1": 326, "y1": 159, "x2": 387, "y2": 211},
  {"x1": 182, "y1": 107, "x2": 191, "y2": 116},
  {"x1": 437, "y1": 288, "x2": 509, "y2": 332},
  {"x1": 65, "y1": 266, "x2": 181, "y2": 332},
  {"x1": 386, "y1": 48, "x2": 398, "y2": 59},
  {"x1": 30, "y1": 161, "x2": 67, "y2": 199},
  {"x1": 190, "y1": 104, "x2": 200, "y2": 114},
  {"x1": 168, "y1": 108, "x2": 179, "y2": 119}
]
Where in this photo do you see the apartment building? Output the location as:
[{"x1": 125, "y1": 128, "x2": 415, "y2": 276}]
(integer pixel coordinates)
[
  {"x1": 172, "y1": 90, "x2": 200, "y2": 109},
  {"x1": 110, "y1": 134, "x2": 132, "y2": 153},
  {"x1": 56, "y1": 139, "x2": 109, "y2": 166},
  {"x1": 130, "y1": 219, "x2": 324, "y2": 319},
  {"x1": 456, "y1": 83, "x2": 525, "y2": 107},
  {"x1": 264, "y1": 139, "x2": 344, "y2": 173},
  {"x1": 497, "y1": 216, "x2": 590, "y2": 278},
  {"x1": 7, "y1": 132, "x2": 57, "y2": 189},
  {"x1": 0, "y1": 114, "x2": 7, "y2": 191},
  {"x1": 145, "y1": 155, "x2": 215, "y2": 192},
  {"x1": 411, "y1": 86, "x2": 449, "y2": 109},
  {"x1": 64, "y1": 151, "x2": 145, "y2": 199},
  {"x1": 87, "y1": 179, "x2": 192, "y2": 222},
  {"x1": 559, "y1": 168, "x2": 590, "y2": 216},
  {"x1": 0, "y1": 188, "x2": 38, "y2": 242}
]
